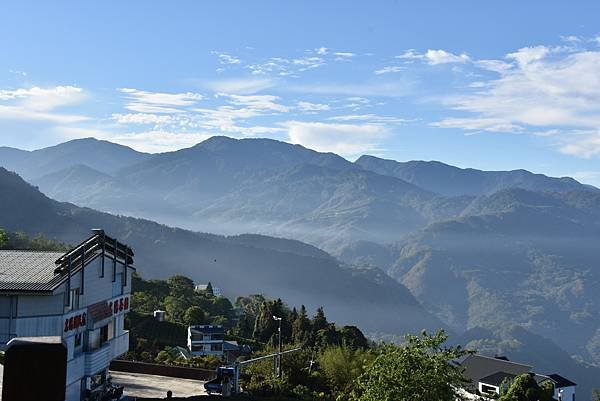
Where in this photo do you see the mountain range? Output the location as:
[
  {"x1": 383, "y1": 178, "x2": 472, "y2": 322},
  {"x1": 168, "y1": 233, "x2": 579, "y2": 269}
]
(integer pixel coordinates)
[
  {"x1": 0, "y1": 166, "x2": 441, "y2": 336},
  {"x1": 1, "y1": 136, "x2": 599, "y2": 398}
]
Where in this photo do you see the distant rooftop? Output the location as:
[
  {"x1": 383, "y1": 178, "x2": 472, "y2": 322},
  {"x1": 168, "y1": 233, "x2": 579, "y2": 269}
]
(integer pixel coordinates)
[{"x1": 480, "y1": 371, "x2": 516, "y2": 387}]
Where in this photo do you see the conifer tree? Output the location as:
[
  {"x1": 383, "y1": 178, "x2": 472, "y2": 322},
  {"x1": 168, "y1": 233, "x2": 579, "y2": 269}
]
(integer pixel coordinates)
[
  {"x1": 292, "y1": 305, "x2": 312, "y2": 345},
  {"x1": 312, "y1": 306, "x2": 329, "y2": 332},
  {"x1": 206, "y1": 282, "x2": 214, "y2": 296}
]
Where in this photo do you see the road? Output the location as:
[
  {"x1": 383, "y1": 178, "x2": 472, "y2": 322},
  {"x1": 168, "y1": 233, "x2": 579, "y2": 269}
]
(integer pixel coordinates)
[{"x1": 110, "y1": 371, "x2": 207, "y2": 399}]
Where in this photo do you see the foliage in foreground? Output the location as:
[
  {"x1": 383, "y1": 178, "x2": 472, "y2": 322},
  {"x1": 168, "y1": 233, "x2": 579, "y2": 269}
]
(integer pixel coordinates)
[
  {"x1": 351, "y1": 330, "x2": 471, "y2": 401},
  {"x1": 497, "y1": 373, "x2": 554, "y2": 401}
]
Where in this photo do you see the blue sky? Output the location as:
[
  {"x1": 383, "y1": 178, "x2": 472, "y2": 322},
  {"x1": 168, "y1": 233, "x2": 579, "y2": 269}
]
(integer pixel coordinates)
[{"x1": 2, "y1": 1, "x2": 600, "y2": 185}]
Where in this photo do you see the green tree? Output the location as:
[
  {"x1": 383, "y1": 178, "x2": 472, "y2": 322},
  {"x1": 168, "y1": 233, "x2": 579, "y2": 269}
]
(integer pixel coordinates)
[
  {"x1": 0, "y1": 229, "x2": 8, "y2": 248},
  {"x1": 319, "y1": 346, "x2": 374, "y2": 397},
  {"x1": 315, "y1": 324, "x2": 341, "y2": 349},
  {"x1": 497, "y1": 373, "x2": 554, "y2": 401},
  {"x1": 163, "y1": 295, "x2": 190, "y2": 323},
  {"x1": 234, "y1": 314, "x2": 255, "y2": 338},
  {"x1": 131, "y1": 292, "x2": 160, "y2": 315},
  {"x1": 183, "y1": 306, "x2": 206, "y2": 326},
  {"x1": 167, "y1": 275, "x2": 195, "y2": 298},
  {"x1": 312, "y1": 306, "x2": 328, "y2": 332},
  {"x1": 210, "y1": 296, "x2": 234, "y2": 317},
  {"x1": 592, "y1": 389, "x2": 600, "y2": 401},
  {"x1": 340, "y1": 326, "x2": 368, "y2": 350},
  {"x1": 292, "y1": 305, "x2": 312, "y2": 345},
  {"x1": 354, "y1": 330, "x2": 470, "y2": 401}
]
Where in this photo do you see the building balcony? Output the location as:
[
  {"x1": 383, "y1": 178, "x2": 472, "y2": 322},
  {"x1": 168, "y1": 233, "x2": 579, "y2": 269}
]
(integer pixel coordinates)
[
  {"x1": 83, "y1": 331, "x2": 129, "y2": 376},
  {"x1": 84, "y1": 343, "x2": 111, "y2": 376},
  {"x1": 110, "y1": 331, "x2": 129, "y2": 359}
]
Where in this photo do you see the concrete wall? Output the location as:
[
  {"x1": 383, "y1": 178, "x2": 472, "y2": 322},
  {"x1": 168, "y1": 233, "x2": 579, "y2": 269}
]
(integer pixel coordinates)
[{"x1": 109, "y1": 360, "x2": 216, "y2": 381}]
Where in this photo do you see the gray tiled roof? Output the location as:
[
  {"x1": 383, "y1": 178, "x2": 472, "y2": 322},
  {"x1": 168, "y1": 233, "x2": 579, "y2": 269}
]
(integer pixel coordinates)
[
  {"x1": 480, "y1": 371, "x2": 516, "y2": 386},
  {"x1": 0, "y1": 251, "x2": 65, "y2": 292}
]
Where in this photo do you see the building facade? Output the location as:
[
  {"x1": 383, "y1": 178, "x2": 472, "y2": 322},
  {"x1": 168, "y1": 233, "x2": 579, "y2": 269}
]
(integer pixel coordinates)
[
  {"x1": 0, "y1": 230, "x2": 135, "y2": 401},
  {"x1": 187, "y1": 325, "x2": 225, "y2": 357},
  {"x1": 459, "y1": 354, "x2": 576, "y2": 401}
]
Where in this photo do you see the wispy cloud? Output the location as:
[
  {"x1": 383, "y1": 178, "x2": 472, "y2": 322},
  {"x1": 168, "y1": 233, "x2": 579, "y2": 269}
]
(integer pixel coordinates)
[
  {"x1": 431, "y1": 43, "x2": 600, "y2": 158},
  {"x1": 288, "y1": 80, "x2": 414, "y2": 97},
  {"x1": 104, "y1": 131, "x2": 214, "y2": 153},
  {"x1": 396, "y1": 49, "x2": 469, "y2": 65},
  {"x1": 219, "y1": 93, "x2": 289, "y2": 113},
  {"x1": 118, "y1": 88, "x2": 203, "y2": 114},
  {"x1": 0, "y1": 86, "x2": 88, "y2": 123},
  {"x1": 217, "y1": 53, "x2": 241, "y2": 65},
  {"x1": 284, "y1": 120, "x2": 388, "y2": 156},
  {"x1": 560, "y1": 131, "x2": 600, "y2": 159},
  {"x1": 204, "y1": 77, "x2": 277, "y2": 94},
  {"x1": 328, "y1": 114, "x2": 409, "y2": 124},
  {"x1": 297, "y1": 101, "x2": 330, "y2": 112},
  {"x1": 374, "y1": 66, "x2": 404, "y2": 75}
]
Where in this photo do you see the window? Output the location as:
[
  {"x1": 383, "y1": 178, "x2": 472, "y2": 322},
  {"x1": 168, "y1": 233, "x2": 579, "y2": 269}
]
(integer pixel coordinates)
[
  {"x1": 192, "y1": 345, "x2": 204, "y2": 352},
  {"x1": 65, "y1": 288, "x2": 80, "y2": 311},
  {"x1": 211, "y1": 343, "x2": 223, "y2": 352},
  {"x1": 480, "y1": 384, "x2": 497, "y2": 394},
  {"x1": 74, "y1": 333, "x2": 82, "y2": 348},
  {"x1": 100, "y1": 325, "x2": 109, "y2": 345}
]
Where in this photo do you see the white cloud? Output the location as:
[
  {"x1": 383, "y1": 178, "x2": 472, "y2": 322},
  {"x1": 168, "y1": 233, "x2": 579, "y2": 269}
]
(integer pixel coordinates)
[
  {"x1": 431, "y1": 117, "x2": 523, "y2": 133},
  {"x1": 218, "y1": 53, "x2": 241, "y2": 65},
  {"x1": 119, "y1": 88, "x2": 203, "y2": 112},
  {"x1": 475, "y1": 59, "x2": 513, "y2": 73},
  {"x1": 569, "y1": 170, "x2": 600, "y2": 183},
  {"x1": 434, "y1": 46, "x2": 600, "y2": 138},
  {"x1": 374, "y1": 66, "x2": 404, "y2": 75},
  {"x1": 111, "y1": 113, "x2": 174, "y2": 125},
  {"x1": 103, "y1": 131, "x2": 213, "y2": 153},
  {"x1": 559, "y1": 131, "x2": 600, "y2": 159},
  {"x1": 297, "y1": 101, "x2": 330, "y2": 112},
  {"x1": 329, "y1": 114, "x2": 408, "y2": 124},
  {"x1": 0, "y1": 86, "x2": 85, "y2": 110},
  {"x1": 288, "y1": 80, "x2": 413, "y2": 97},
  {"x1": 424, "y1": 49, "x2": 470, "y2": 65},
  {"x1": 8, "y1": 69, "x2": 27, "y2": 77},
  {"x1": 204, "y1": 78, "x2": 277, "y2": 94},
  {"x1": 0, "y1": 105, "x2": 88, "y2": 123},
  {"x1": 219, "y1": 93, "x2": 289, "y2": 112},
  {"x1": 284, "y1": 120, "x2": 388, "y2": 156},
  {"x1": 334, "y1": 52, "x2": 355, "y2": 61},
  {"x1": 506, "y1": 46, "x2": 551, "y2": 66},
  {"x1": 396, "y1": 49, "x2": 469, "y2": 65},
  {"x1": 396, "y1": 49, "x2": 423, "y2": 61},
  {"x1": 0, "y1": 86, "x2": 88, "y2": 123},
  {"x1": 292, "y1": 56, "x2": 325, "y2": 71},
  {"x1": 315, "y1": 47, "x2": 328, "y2": 55}
]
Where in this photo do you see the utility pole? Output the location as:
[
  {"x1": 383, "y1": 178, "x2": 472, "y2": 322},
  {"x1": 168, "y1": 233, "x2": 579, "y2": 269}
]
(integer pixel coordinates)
[{"x1": 273, "y1": 315, "x2": 282, "y2": 378}]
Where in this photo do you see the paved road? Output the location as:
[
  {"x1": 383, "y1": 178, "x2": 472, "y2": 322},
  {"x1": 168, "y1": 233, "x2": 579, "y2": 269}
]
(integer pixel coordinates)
[{"x1": 110, "y1": 371, "x2": 207, "y2": 399}]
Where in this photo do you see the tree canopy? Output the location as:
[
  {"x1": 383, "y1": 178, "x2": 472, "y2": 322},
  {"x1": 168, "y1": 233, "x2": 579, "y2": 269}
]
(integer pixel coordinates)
[{"x1": 353, "y1": 330, "x2": 470, "y2": 401}]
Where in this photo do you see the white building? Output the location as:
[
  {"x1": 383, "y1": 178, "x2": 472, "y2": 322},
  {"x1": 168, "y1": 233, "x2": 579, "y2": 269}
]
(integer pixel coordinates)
[
  {"x1": 187, "y1": 325, "x2": 225, "y2": 357},
  {"x1": 0, "y1": 230, "x2": 135, "y2": 401},
  {"x1": 459, "y1": 354, "x2": 576, "y2": 401},
  {"x1": 194, "y1": 284, "x2": 221, "y2": 297}
]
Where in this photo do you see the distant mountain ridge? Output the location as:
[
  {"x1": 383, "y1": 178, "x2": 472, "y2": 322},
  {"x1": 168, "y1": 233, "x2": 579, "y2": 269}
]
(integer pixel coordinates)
[
  {"x1": 2, "y1": 137, "x2": 600, "y2": 397},
  {"x1": 0, "y1": 167, "x2": 443, "y2": 336},
  {"x1": 355, "y1": 154, "x2": 592, "y2": 196},
  {"x1": 0, "y1": 137, "x2": 150, "y2": 180},
  {"x1": 9, "y1": 136, "x2": 593, "y2": 257}
]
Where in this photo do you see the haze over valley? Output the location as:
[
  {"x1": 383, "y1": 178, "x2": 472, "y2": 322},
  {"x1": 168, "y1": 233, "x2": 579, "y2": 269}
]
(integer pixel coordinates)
[{"x1": 1, "y1": 136, "x2": 600, "y2": 396}]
